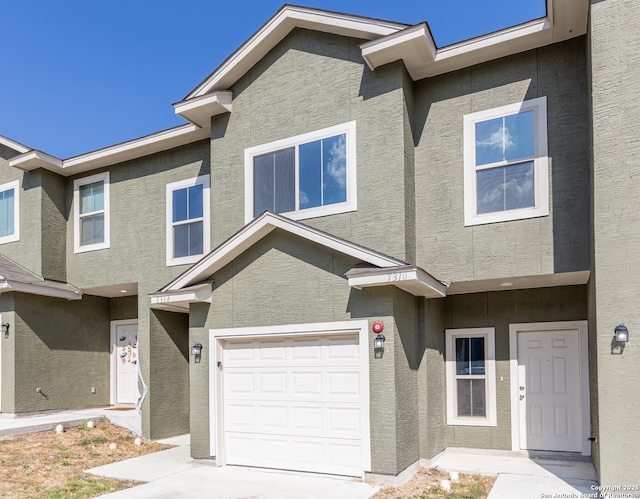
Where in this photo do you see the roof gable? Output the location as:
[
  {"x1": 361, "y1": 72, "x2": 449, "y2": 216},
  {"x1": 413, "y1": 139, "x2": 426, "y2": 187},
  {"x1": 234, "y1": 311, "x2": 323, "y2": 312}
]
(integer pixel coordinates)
[
  {"x1": 159, "y1": 211, "x2": 407, "y2": 293},
  {"x1": 152, "y1": 212, "x2": 447, "y2": 313}
]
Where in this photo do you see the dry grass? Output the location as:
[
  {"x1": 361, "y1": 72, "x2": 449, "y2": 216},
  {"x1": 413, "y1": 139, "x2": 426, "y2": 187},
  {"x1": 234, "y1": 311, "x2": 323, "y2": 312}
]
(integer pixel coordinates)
[
  {"x1": 0, "y1": 421, "x2": 171, "y2": 499},
  {"x1": 372, "y1": 467, "x2": 496, "y2": 499}
]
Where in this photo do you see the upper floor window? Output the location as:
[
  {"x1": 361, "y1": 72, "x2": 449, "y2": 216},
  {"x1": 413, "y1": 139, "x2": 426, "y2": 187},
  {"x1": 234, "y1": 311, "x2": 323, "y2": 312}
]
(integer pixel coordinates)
[
  {"x1": 166, "y1": 175, "x2": 210, "y2": 266},
  {"x1": 445, "y1": 328, "x2": 497, "y2": 427},
  {"x1": 244, "y1": 121, "x2": 357, "y2": 223},
  {"x1": 74, "y1": 172, "x2": 109, "y2": 253},
  {"x1": 0, "y1": 180, "x2": 19, "y2": 244},
  {"x1": 463, "y1": 97, "x2": 548, "y2": 226}
]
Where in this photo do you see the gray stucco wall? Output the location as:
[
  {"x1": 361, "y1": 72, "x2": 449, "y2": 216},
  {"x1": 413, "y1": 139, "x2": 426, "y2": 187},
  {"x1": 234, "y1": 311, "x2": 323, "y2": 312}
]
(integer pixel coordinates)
[
  {"x1": 210, "y1": 28, "x2": 413, "y2": 262},
  {"x1": 419, "y1": 298, "x2": 446, "y2": 460},
  {"x1": 147, "y1": 309, "x2": 189, "y2": 440},
  {"x1": 443, "y1": 285, "x2": 587, "y2": 449},
  {"x1": 11, "y1": 293, "x2": 110, "y2": 413},
  {"x1": 589, "y1": 0, "x2": 640, "y2": 485},
  {"x1": 415, "y1": 38, "x2": 590, "y2": 282},
  {"x1": 0, "y1": 293, "x2": 16, "y2": 412}
]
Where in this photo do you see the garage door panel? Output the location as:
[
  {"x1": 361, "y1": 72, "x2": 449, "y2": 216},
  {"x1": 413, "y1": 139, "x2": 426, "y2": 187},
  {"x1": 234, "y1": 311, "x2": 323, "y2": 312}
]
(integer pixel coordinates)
[
  {"x1": 225, "y1": 369, "x2": 361, "y2": 402},
  {"x1": 222, "y1": 333, "x2": 364, "y2": 476},
  {"x1": 227, "y1": 432, "x2": 362, "y2": 476},
  {"x1": 225, "y1": 402, "x2": 361, "y2": 438}
]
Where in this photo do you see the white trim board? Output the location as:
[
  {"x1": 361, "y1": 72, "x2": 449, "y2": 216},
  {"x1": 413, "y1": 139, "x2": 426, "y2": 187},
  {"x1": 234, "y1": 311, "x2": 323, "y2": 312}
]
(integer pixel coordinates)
[
  {"x1": 209, "y1": 319, "x2": 371, "y2": 477},
  {"x1": 508, "y1": 321, "x2": 590, "y2": 456}
]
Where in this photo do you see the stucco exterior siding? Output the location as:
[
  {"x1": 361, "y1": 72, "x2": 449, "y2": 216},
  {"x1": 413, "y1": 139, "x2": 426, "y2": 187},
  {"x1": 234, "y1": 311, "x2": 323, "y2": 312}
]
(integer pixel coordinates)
[
  {"x1": 418, "y1": 298, "x2": 446, "y2": 460},
  {"x1": 211, "y1": 28, "x2": 413, "y2": 262},
  {"x1": 444, "y1": 285, "x2": 587, "y2": 450},
  {"x1": 65, "y1": 140, "x2": 210, "y2": 291},
  {"x1": 589, "y1": 0, "x2": 640, "y2": 485},
  {"x1": 147, "y1": 309, "x2": 189, "y2": 440},
  {"x1": 415, "y1": 38, "x2": 590, "y2": 282},
  {"x1": 9, "y1": 293, "x2": 110, "y2": 413}
]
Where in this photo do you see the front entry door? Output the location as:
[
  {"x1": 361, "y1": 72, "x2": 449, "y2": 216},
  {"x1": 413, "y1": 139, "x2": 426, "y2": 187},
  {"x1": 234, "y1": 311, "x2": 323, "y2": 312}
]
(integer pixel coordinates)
[
  {"x1": 115, "y1": 322, "x2": 138, "y2": 405},
  {"x1": 517, "y1": 329, "x2": 581, "y2": 452}
]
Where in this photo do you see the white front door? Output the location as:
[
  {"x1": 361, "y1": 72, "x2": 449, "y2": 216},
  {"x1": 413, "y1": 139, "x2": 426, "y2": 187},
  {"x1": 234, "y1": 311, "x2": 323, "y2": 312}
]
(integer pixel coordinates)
[
  {"x1": 113, "y1": 321, "x2": 139, "y2": 405},
  {"x1": 517, "y1": 328, "x2": 582, "y2": 452},
  {"x1": 221, "y1": 333, "x2": 365, "y2": 476}
]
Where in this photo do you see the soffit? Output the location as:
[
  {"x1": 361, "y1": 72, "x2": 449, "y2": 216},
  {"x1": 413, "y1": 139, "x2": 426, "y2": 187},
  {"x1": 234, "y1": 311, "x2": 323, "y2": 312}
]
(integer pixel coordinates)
[{"x1": 0, "y1": 254, "x2": 82, "y2": 300}]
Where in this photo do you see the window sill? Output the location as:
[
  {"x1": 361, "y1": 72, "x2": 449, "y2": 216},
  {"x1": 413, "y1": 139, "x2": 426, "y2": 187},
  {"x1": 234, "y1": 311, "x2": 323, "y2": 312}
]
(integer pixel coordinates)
[
  {"x1": 74, "y1": 242, "x2": 110, "y2": 254},
  {"x1": 447, "y1": 417, "x2": 497, "y2": 427},
  {"x1": 167, "y1": 254, "x2": 204, "y2": 267}
]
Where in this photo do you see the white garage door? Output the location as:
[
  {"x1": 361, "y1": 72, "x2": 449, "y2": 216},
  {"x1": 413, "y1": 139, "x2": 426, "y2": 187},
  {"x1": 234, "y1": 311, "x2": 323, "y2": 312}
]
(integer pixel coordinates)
[{"x1": 222, "y1": 333, "x2": 365, "y2": 477}]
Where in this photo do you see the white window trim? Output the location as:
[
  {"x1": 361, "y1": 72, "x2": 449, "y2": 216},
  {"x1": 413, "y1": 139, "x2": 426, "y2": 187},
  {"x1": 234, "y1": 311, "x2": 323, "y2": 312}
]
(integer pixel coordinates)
[
  {"x1": 166, "y1": 175, "x2": 211, "y2": 267},
  {"x1": 0, "y1": 180, "x2": 20, "y2": 245},
  {"x1": 445, "y1": 327, "x2": 497, "y2": 427},
  {"x1": 244, "y1": 121, "x2": 357, "y2": 224},
  {"x1": 73, "y1": 172, "x2": 110, "y2": 253},
  {"x1": 463, "y1": 96, "x2": 548, "y2": 226}
]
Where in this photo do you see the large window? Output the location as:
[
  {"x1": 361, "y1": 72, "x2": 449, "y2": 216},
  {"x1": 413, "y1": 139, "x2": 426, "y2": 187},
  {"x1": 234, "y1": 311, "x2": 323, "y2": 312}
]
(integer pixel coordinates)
[
  {"x1": 244, "y1": 121, "x2": 357, "y2": 223},
  {"x1": 0, "y1": 180, "x2": 19, "y2": 244},
  {"x1": 74, "y1": 172, "x2": 109, "y2": 253},
  {"x1": 463, "y1": 97, "x2": 548, "y2": 226},
  {"x1": 445, "y1": 328, "x2": 497, "y2": 426},
  {"x1": 166, "y1": 175, "x2": 210, "y2": 266}
]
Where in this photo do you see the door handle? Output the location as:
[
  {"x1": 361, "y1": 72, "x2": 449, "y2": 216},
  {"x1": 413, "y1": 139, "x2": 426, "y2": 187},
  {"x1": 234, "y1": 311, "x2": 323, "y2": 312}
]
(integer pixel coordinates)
[{"x1": 520, "y1": 394, "x2": 525, "y2": 401}]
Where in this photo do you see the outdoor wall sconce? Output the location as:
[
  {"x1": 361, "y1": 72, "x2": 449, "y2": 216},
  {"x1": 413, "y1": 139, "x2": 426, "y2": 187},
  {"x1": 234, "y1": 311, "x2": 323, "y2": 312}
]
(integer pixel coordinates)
[
  {"x1": 372, "y1": 321, "x2": 385, "y2": 358},
  {"x1": 191, "y1": 342, "x2": 203, "y2": 363},
  {"x1": 1, "y1": 322, "x2": 9, "y2": 339},
  {"x1": 615, "y1": 324, "x2": 629, "y2": 343}
]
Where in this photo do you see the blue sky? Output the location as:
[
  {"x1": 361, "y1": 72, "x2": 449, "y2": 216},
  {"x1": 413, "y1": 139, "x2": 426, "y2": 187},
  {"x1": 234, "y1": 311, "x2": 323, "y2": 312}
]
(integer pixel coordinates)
[{"x1": 0, "y1": 1, "x2": 545, "y2": 158}]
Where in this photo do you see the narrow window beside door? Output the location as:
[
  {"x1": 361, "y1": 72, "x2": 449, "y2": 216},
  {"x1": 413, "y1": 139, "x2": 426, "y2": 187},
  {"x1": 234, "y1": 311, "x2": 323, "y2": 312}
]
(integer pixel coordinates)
[{"x1": 445, "y1": 328, "x2": 497, "y2": 426}]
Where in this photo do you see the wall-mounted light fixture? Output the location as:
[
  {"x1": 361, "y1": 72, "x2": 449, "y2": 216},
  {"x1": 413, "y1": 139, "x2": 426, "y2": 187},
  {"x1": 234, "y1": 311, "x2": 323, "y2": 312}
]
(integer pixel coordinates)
[
  {"x1": 191, "y1": 342, "x2": 203, "y2": 363},
  {"x1": 374, "y1": 333, "x2": 385, "y2": 350},
  {"x1": 1, "y1": 322, "x2": 9, "y2": 339},
  {"x1": 615, "y1": 324, "x2": 629, "y2": 343}
]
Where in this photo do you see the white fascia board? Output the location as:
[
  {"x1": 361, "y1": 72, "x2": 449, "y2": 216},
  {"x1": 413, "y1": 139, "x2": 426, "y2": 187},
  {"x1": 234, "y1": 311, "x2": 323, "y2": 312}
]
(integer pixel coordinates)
[
  {"x1": 347, "y1": 266, "x2": 447, "y2": 298},
  {"x1": 8, "y1": 124, "x2": 210, "y2": 177},
  {"x1": 9, "y1": 150, "x2": 63, "y2": 172},
  {"x1": 174, "y1": 92, "x2": 233, "y2": 128},
  {"x1": 186, "y1": 5, "x2": 405, "y2": 98},
  {"x1": 150, "y1": 282, "x2": 212, "y2": 310},
  {"x1": 164, "y1": 212, "x2": 406, "y2": 292},
  {"x1": 0, "y1": 136, "x2": 30, "y2": 154},
  {"x1": 0, "y1": 281, "x2": 82, "y2": 300},
  {"x1": 361, "y1": 0, "x2": 587, "y2": 80},
  {"x1": 361, "y1": 24, "x2": 436, "y2": 72}
]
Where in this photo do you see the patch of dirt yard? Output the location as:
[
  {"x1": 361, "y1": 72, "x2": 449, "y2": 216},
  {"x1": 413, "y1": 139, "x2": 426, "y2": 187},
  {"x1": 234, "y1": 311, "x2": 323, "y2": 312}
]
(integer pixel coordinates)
[
  {"x1": 372, "y1": 467, "x2": 496, "y2": 499},
  {"x1": 0, "y1": 420, "x2": 172, "y2": 499}
]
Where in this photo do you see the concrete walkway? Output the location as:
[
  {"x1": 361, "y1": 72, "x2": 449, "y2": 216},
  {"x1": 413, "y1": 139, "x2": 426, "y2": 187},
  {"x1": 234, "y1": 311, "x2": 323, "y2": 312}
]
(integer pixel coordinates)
[
  {"x1": 0, "y1": 406, "x2": 125, "y2": 436},
  {"x1": 430, "y1": 447, "x2": 599, "y2": 499}
]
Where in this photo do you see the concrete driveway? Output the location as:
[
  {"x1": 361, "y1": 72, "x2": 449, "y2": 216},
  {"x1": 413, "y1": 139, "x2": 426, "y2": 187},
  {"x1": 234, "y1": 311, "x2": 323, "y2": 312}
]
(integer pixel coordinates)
[{"x1": 88, "y1": 436, "x2": 379, "y2": 499}]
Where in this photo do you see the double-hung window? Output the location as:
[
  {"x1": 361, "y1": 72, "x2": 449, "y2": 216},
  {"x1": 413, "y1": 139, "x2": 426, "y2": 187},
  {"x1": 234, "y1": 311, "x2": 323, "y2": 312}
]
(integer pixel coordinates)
[
  {"x1": 0, "y1": 180, "x2": 19, "y2": 244},
  {"x1": 166, "y1": 175, "x2": 210, "y2": 266},
  {"x1": 445, "y1": 328, "x2": 497, "y2": 426},
  {"x1": 463, "y1": 97, "x2": 548, "y2": 226},
  {"x1": 244, "y1": 121, "x2": 357, "y2": 223},
  {"x1": 74, "y1": 172, "x2": 109, "y2": 253}
]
